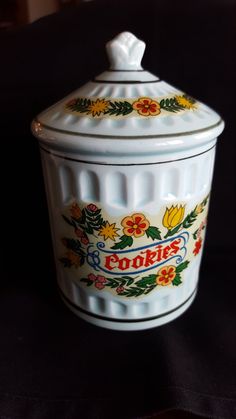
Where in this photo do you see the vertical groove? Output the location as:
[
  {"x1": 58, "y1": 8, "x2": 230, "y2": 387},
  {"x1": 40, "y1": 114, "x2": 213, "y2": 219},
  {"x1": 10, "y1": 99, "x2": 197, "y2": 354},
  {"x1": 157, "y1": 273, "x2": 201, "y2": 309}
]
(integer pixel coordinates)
[
  {"x1": 200, "y1": 153, "x2": 215, "y2": 191},
  {"x1": 106, "y1": 172, "x2": 127, "y2": 207},
  {"x1": 59, "y1": 165, "x2": 75, "y2": 205},
  {"x1": 161, "y1": 167, "x2": 180, "y2": 199},
  {"x1": 183, "y1": 163, "x2": 197, "y2": 198},
  {"x1": 134, "y1": 172, "x2": 154, "y2": 207},
  {"x1": 80, "y1": 170, "x2": 100, "y2": 202}
]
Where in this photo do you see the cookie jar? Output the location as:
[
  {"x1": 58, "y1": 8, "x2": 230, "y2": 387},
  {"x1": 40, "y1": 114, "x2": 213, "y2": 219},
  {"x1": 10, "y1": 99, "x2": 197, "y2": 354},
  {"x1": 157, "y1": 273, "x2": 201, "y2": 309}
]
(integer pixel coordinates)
[{"x1": 31, "y1": 32, "x2": 224, "y2": 330}]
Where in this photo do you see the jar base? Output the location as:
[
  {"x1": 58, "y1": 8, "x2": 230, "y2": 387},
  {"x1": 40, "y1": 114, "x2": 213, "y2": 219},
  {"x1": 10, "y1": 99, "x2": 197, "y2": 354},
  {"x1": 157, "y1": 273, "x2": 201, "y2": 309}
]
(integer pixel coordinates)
[{"x1": 59, "y1": 288, "x2": 197, "y2": 331}]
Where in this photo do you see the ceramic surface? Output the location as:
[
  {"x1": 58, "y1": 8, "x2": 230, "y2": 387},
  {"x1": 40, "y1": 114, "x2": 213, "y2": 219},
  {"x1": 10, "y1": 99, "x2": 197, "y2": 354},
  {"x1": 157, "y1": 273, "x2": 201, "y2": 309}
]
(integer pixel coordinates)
[{"x1": 32, "y1": 32, "x2": 224, "y2": 330}]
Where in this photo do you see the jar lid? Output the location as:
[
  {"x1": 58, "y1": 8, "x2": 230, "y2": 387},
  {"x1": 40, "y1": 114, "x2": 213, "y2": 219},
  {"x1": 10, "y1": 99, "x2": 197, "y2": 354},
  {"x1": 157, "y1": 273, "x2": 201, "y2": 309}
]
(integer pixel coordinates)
[{"x1": 32, "y1": 32, "x2": 224, "y2": 160}]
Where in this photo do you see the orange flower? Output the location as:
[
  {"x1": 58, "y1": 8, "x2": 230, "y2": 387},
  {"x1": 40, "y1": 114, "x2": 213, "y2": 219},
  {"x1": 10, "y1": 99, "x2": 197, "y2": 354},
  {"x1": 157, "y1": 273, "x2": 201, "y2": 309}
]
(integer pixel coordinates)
[
  {"x1": 132, "y1": 97, "x2": 161, "y2": 116},
  {"x1": 70, "y1": 203, "x2": 82, "y2": 220},
  {"x1": 121, "y1": 213, "x2": 150, "y2": 238},
  {"x1": 156, "y1": 265, "x2": 176, "y2": 286},
  {"x1": 193, "y1": 238, "x2": 202, "y2": 256},
  {"x1": 195, "y1": 204, "x2": 203, "y2": 215},
  {"x1": 66, "y1": 250, "x2": 81, "y2": 268}
]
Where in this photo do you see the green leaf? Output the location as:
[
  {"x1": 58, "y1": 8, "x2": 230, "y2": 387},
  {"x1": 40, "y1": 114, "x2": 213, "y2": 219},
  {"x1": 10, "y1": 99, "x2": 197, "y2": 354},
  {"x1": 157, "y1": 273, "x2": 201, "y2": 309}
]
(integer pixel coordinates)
[
  {"x1": 172, "y1": 273, "x2": 182, "y2": 286},
  {"x1": 86, "y1": 213, "x2": 105, "y2": 231},
  {"x1": 62, "y1": 238, "x2": 82, "y2": 253},
  {"x1": 106, "y1": 280, "x2": 119, "y2": 288},
  {"x1": 121, "y1": 286, "x2": 144, "y2": 297},
  {"x1": 182, "y1": 211, "x2": 197, "y2": 228},
  {"x1": 159, "y1": 97, "x2": 184, "y2": 113},
  {"x1": 75, "y1": 248, "x2": 86, "y2": 258},
  {"x1": 111, "y1": 235, "x2": 133, "y2": 250},
  {"x1": 106, "y1": 276, "x2": 129, "y2": 288},
  {"x1": 80, "y1": 209, "x2": 87, "y2": 224},
  {"x1": 193, "y1": 229, "x2": 198, "y2": 240},
  {"x1": 120, "y1": 278, "x2": 127, "y2": 286},
  {"x1": 62, "y1": 215, "x2": 76, "y2": 228},
  {"x1": 80, "y1": 256, "x2": 85, "y2": 266},
  {"x1": 85, "y1": 226, "x2": 93, "y2": 235},
  {"x1": 106, "y1": 100, "x2": 133, "y2": 116},
  {"x1": 59, "y1": 257, "x2": 72, "y2": 268},
  {"x1": 71, "y1": 216, "x2": 83, "y2": 225},
  {"x1": 66, "y1": 97, "x2": 91, "y2": 113},
  {"x1": 146, "y1": 226, "x2": 162, "y2": 240},
  {"x1": 201, "y1": 194, "x2": 209, "y2": 206},
  {"x1": 164, "y1": 223, "x2": 182, "y2": 238},
  {"x1": 86, "y1": 215, "x2": 102, "y2": 223},
  {"x1": 144, "y1": 284, "x2": 157, "y2": 294},
  {"x1": 135, "y1": 274, "x2": 156, "y2": 288},
  {"x1": 85, "y1": 208, "x2": 101, "y2": 217},
  {"x1": 122, "y1": 275, "x2": 133, "y2": 280},
  {"x1": 126, "y1": 278, "x2": 135, "y2": 286},
  {"x1": 175, "y1": 260, "x2": 189, "y2": 273},
  {"x1": 80, "y1": 278, "x2": 93, "y2": 286}
]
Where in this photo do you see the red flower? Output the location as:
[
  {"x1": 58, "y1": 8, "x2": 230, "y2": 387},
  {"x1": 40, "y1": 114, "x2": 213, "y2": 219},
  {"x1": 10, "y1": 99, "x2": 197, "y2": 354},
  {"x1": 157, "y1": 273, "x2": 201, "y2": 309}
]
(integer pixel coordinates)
[
  {"x1": 156, "y1": 265, "x2": 176, "y2": 286},
  {"x1": 96, "y1": 275, "x2": 106, "y2": 283},
  {"x1": 88, "y1": 274, "x2": 107, "y2": 290},
  {"x1": 95, "y1": 276, "x2": 106, "y2": 290},
  {"x1": 87, "y1": 203, "x2": 98, "y2": 212},
  {"x1": 197, "y1": 219, "x2": 207, "y2": 239},
  {"x1": 116, "y1": 286, "x2": 125, "y2": 294},
  {"x1": 88, "y1": 273, "x2": 97, "y2": 282},
  {"x1": 121, "y1": 213, "x2": 150, "y2": 238},
  {"x1": 132, "y1": 97, "x2": 161, "y2": 116},
  {"x1": 193, "y1": 238, "x2": 202, "y2": 256},
  {"x1": 75, "y1": 228, "x2": 83, "y2": 238},
  {"x1": 75, "y1": 228, "x2": 89, "y2": 245},
  {"x1": 81, "y1": 236, "x2": 89, "y2": 245},
  {"x1": 95, "y1": 282, "x2": 105, "y2": 290}
]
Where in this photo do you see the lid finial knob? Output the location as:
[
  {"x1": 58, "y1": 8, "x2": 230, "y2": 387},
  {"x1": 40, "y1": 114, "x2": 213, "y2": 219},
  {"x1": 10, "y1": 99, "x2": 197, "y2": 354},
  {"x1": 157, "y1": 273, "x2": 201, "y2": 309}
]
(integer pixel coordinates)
[{"x1": 106, "y1": 32, "x2": 145, "y2": 71}]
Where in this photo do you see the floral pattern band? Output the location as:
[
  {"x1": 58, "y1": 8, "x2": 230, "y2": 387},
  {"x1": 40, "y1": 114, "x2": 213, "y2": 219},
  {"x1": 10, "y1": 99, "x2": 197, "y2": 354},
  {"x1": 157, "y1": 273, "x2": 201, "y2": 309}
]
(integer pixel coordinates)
[
  {"x1": 59, "y1": 195, "x2": 208, "y2": 298},
  {"x1": 65, "y1": 93, "x2": 197, "y2": 118}
]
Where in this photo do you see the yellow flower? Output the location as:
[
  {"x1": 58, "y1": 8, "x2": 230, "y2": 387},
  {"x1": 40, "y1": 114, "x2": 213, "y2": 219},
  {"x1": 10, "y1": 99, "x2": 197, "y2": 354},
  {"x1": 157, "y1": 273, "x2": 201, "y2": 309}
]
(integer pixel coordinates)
[
  {"x1": 195, "y1": 204, "x2": 203, "y2": 214},
  {"x1": 66, "y1": 250, "x2": 81, "y2": 268},
  {"x1": 156, "y1": 265, "x2": 176, "y2": 286},
  {"x1": 88, "y1": 99, "x2": 109, "y2": 116},
  {"x1": 70, "y1": 203, "x2": 82, "y2": 219},
  {"x1": 132, "y1": 97, "x2": 161, "y2": 116},
  {"x1": 163, "y1": 205, "x2": 185, "y2": 230},
  {"x1": 98, "y1": 222, "x2": 120, "y2": 241},
  {"x1": 175, "y1": 95, "x2": 196, "y2": 109},
  {"x1": 121, "y1": 213, "x2": 150, "y2": 238}
]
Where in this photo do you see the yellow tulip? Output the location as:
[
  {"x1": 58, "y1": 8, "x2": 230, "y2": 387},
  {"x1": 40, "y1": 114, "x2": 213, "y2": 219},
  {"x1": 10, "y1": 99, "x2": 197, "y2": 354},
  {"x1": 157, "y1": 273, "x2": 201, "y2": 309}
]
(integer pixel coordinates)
[
  {"x1": 195, "y1": 204, "x2": 203, "y2": 214},
  {"x1": 163, "y1": 205, "x2": 185, "y2": 230}
]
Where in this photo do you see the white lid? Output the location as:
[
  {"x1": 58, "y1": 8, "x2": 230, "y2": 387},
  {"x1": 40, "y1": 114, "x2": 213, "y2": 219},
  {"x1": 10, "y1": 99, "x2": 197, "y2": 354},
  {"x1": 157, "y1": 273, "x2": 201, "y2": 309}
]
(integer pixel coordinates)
[{"x1": 32, "y1": 32, "x2": 224, "y2": 160}]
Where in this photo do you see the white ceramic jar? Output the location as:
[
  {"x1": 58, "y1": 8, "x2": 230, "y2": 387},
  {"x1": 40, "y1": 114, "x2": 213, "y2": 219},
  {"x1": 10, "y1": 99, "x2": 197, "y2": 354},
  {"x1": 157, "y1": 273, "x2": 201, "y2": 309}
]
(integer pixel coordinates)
[{"x1": 32, "y1": 32, "x2": 224, "y2": 330}]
